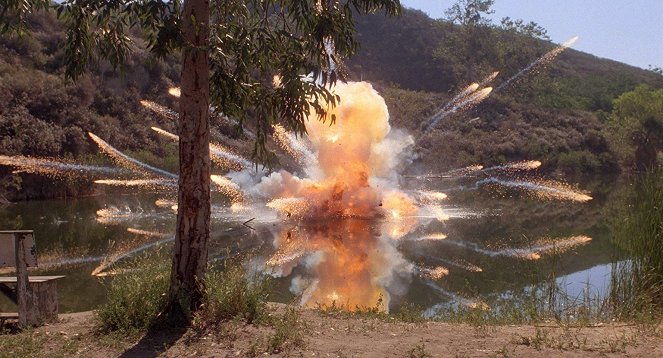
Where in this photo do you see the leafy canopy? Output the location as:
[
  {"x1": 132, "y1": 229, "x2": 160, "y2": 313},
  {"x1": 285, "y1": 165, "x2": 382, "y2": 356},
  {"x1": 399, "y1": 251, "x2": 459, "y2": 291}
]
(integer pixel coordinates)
[
  {"x1": 605, "y1": 84, "x2": 663, "y2": 166},
  {"x1": 444, "y1": 0, "x2": 494, "y2": 27}
]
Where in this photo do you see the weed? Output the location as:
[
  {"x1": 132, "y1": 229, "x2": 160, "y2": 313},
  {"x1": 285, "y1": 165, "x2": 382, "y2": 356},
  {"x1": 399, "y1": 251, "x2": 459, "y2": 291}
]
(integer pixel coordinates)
[
  {"x1": 266, "y1": 305, "x2": 305, "y2": 354},
  {"x1": 394, "y1": 303, "x2": 426, "y2": 323},
  {"x1": 496, "y1": 345, "x2": 511, "y2": 357},
  {"x1": 95, "y1": 252, "x2": 169, "y2": 335},
  {"x1": 315, "y1": 296, "x2": 426, "y2": 324},
  {"x1": 194, "y1": 260, "x2": 271, "y2": 327},
  {"x1": 0, "y1": 331, "x2": 42, "y2": 358},
  {"x1": 407, "y1": 342, "x2": 432, "y2": 358}
]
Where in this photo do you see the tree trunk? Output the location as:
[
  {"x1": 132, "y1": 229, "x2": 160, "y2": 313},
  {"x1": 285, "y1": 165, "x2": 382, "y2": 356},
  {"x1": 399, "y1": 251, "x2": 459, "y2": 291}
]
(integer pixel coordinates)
[{"x1": 168, "y1": 0, "x2": 211, "y2": 320}]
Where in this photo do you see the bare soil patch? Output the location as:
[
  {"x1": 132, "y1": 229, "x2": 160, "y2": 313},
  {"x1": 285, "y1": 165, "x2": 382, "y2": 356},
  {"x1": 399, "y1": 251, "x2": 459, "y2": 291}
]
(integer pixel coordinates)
[{"x1": 2, "y1": 309, "x2": 662, "y2": 357}]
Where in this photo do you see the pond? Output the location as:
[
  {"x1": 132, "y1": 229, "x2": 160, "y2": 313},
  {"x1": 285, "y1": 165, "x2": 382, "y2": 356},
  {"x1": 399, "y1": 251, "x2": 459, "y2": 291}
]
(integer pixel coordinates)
[{"x1": 0, "y1": 175, "x2": 621, "y2": 315}]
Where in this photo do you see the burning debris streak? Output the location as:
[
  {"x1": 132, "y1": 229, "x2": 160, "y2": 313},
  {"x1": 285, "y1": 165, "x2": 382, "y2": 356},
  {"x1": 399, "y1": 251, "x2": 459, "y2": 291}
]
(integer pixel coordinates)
[
  {"x1": 477, "y1": 177, "x2": 592, "y2": 202},
  {"x1": 417, "y1": 265, "x2": 450, "y2": 280},
  {"x1": 413, "y1": 233, "x2": 448, "y2": 241},
  {"x1": 151, "y1": 126, "x2": 251, "y2": 171},
  {"x1": 481, "y1": 160, "x2": 542, "y2": 173},
  {"x1": 423, "y1": 254, "x2": 484, "y2": 273},
  {"x1": 168, "y1": 87, "x2": 181, "y2": 98},
  {"x1": 416, "y1": 191, "x2": 448, "y2": 204},
  {"x1": 88, "y1": 132, "x2": 178, "y2": 179},
  {"x1": 91, "y1": 235, "x2": 174, "y2": 276},
  {"x1": 422, "y1": 235, "x2": 592, "y2": 261},
  {"x1": 405, "y1": 164, "x2": 484, "y2": 179},
  {"x1": 0, "y1": 155, "x2": 120, "y2": 177},
  {"x1": 151, "y1": 126, "x2": 179, "y2": 141},
  {"x1": 94, "y1": 179, "x2": 176, "y2": 189},
  {"x1": 497, "y1": 36, "x2": 579, "y2": 91},
  {"x1": 424, "y1": 280, "x2": 488, "y2": 310},
  {"x1": 210, "y1": 175, "x2": 245, "y2": 203},
  {"x1": 479, "y1": 71, "x2": 500, "y2": 87},
  {"x1": 127, "y1": 227, "x2": 171, "y2": 238},
  {"x1": 430, "y1": 82, "x2": 479, "y2": 120},
  {"x1": 422, "y1": 72, "x2": 499, "y2": 131},
  {"x1": 425, "y1": 87, "x2": 493, "y2": 130},
  {"x1": 140, "y1": 100, "x2": 178, "y2": 121},
  {"x1": 155, "y1": 198, "x2": 177, "y2": 208},
  {"x1": 209, "y1": 142, "x2": 253, "y2": 171},
  {"x1": 272, "y1": 124, "x2": 317, "y2": 167}
]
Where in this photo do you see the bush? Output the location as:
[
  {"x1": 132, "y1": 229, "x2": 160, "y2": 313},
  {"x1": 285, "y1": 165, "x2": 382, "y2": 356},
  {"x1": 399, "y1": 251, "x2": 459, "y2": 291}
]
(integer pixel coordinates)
[
  {"x1": 95, "y1": 254, "x2": 169, "y2": 334},
  {"x1": 195, "y1": 261, "x2": 271, "y2": 326},
  {"x1": 557, "y1": 150, "x2": 601, "y2": 175}
]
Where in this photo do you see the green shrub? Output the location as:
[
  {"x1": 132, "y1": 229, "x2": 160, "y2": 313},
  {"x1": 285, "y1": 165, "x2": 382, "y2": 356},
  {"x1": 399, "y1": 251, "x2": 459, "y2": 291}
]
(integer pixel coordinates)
[
  {"x1": 95, "y1": 254, "x2": 169, "y2": 334},
  {"x1": 557, "y1": 150, "x2": 601, "y2": 175},
  {"x1": 195, "y1": 261, "x2": 270, "y2": 326}
]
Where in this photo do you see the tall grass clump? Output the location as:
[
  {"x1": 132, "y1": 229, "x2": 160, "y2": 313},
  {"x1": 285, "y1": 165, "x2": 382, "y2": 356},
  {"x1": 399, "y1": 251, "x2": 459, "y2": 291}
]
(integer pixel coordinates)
[
  {"x1": 195, "y1": 260, "x2": 271, "y2": 326},
  {"x1": 609, "y1": 169, "x2": 663, "y2": 319},
  {"x1": 95, "y1": 253, "x2": 170, "y2": 334}
]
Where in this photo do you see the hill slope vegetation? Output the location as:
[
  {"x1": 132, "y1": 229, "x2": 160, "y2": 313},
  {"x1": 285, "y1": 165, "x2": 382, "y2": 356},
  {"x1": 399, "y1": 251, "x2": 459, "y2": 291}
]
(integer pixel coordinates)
[{"x1": 0, "y1": 8, "x2": 662, "y2": 200}]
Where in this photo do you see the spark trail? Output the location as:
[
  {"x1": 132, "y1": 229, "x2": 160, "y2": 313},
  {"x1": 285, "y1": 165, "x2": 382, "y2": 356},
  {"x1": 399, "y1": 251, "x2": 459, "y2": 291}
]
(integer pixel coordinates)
[
  {"x1": 496, "y1": 36, "x2": 579, "y2": 91},
  {"x1": 272, "y1": 124, "x2": 317, "y2": 167},
  {"x1": 481, "y1": 160, "x2": 542, "y2": 173},
  {"x1": 477, "y1": 177, "x2": 592, "y2": 202},
  {"x1": 420, "y1": 235, "x2": 592, "y2": 260},
  {"x1": 151, "y1": 126, "x2": 251, "y2": 170},
  {"x1": 425, "y1": 87, "x2": 493, "y2": 131},
  {"x1": 140, "y1": 100, "x2": 178, "y2": 120},
  {"x1": 94, "y1": 179, "x2": 177, "y2": 189},
  {"x1": 88, "y1": 132, "x2": 178, "y2": 179},
  {"x1": 91, "y1": 235, "x2": 174, "y2": 276},
  {"x1": 423, "y1": 71, "x2": 499, "y2": 131},
  {"x1": 0, "y1": 155, "x2": 121, "y2": 177}
]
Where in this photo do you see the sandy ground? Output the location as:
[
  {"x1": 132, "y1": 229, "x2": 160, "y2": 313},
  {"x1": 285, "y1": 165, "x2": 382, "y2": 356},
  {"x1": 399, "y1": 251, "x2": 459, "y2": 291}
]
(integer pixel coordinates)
[{"x1": 2, "y1": 309, "x2": 663, "y2": 357}]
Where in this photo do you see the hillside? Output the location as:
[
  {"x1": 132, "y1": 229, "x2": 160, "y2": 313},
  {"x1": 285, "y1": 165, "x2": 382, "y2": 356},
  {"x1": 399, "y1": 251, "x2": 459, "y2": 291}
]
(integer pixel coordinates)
[
  {"x1": 346, "y1": 8, "x2": 663, "y2": 174},
  {"x1": 0, "y1": 8, "x2": 662, "y2": 201}
]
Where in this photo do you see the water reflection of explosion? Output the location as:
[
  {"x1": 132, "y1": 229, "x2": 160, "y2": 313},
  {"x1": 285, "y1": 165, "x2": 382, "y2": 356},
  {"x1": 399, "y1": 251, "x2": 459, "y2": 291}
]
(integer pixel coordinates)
[{"x1": 267, "y1": 220, "x2": 412, "y2": 312}]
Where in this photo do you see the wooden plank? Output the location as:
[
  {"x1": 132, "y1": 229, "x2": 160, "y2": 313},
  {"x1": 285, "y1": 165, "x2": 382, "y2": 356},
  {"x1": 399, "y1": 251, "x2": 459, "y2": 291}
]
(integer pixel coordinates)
[
  {"x1": 0, "y1": 312, "x2": 19, "y2": 319},
  {"x1": 0, "y1": 231, "x2": 36, "y2": 269},
  {"x1": 0, "y1": 276, "x2": 65, "y2": 283},
  {"x1": 16, "y1": 232, "x2": 38, "y2": 327},
  {"x1": 0, "y1": 233, "x2": 16, "y2": 268}
]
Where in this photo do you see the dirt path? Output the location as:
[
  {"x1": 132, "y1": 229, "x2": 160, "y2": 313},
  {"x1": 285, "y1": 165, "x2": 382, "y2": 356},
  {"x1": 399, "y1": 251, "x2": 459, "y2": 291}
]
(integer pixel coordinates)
[{"x1": 3, "y1": 310, "x2": 663, "y2": 357}]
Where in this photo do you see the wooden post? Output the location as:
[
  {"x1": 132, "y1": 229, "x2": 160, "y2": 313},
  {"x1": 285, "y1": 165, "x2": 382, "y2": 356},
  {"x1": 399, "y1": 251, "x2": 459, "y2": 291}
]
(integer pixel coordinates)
[
  {"x1": 15, "y1": 231, "x2": 39, "y2": 327},
  {"x1": 30, "y1": 280, "x2": 59, "y2": 323}
]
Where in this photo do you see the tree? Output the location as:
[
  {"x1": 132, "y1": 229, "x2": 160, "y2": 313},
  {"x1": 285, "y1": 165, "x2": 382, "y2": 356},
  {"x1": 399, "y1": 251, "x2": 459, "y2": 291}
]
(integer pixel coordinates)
[
  {"x1": 434, "y1": 0, "x2": 551, "y2": 87},
  {"x1": 493, "y1": 17, "x2": 550, "y2": 83},
  {"x1": 607, "y1": 85, "x2": 663, "y2": 170},
  {"x1": 0, "y1": 0, "x2": 401, "y2": 320},
  {"x1": 435, "y1": 0, "x2": 496, "y2": 84},
  {"x1": 444, "y1": 0, "x2": 493, "y2": 27}
]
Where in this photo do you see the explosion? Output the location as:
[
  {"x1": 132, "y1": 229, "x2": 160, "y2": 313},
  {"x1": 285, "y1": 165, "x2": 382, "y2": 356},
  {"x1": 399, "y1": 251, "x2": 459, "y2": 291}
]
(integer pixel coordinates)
[
  {"x1": 259, "y1": 82, "x2": 416, "y2": 222},
  {"x1": 254, "y1": 82, "x2": 419, "y2": 310}
]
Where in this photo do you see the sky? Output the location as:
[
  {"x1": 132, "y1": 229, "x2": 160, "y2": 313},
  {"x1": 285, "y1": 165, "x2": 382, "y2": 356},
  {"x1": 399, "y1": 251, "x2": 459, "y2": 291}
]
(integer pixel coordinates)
[{"x1": 400, "y1": 0, "x2": 663, "y2": 70}]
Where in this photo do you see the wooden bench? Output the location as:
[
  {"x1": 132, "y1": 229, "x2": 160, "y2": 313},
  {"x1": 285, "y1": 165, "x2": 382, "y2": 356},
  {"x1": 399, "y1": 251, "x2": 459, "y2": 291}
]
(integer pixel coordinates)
[{"x1": 0, "y1": 230, "x2": 64, "y2": 327}]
